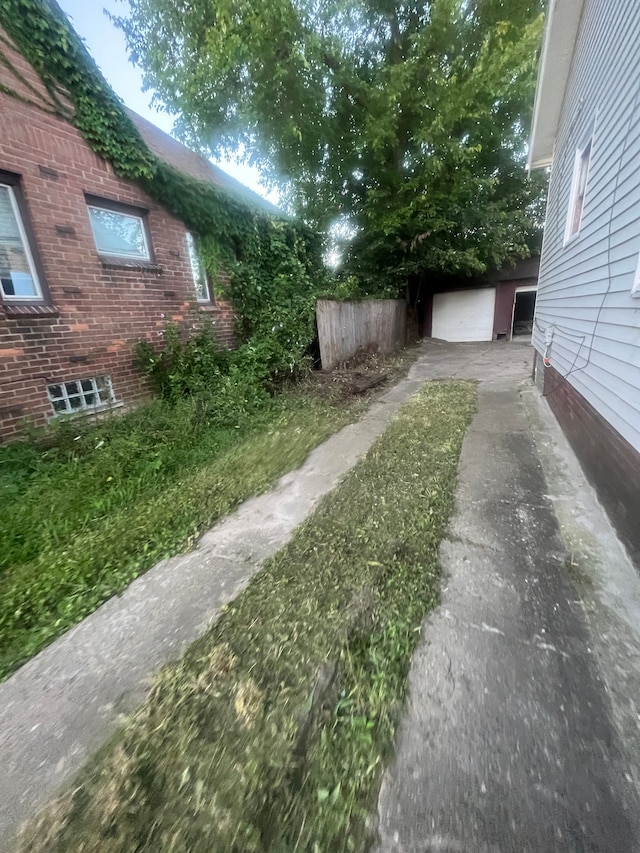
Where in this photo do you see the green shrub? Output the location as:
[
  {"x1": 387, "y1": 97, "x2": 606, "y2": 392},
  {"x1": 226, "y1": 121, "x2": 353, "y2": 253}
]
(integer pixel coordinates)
[
  {"x1": 135, "y1": 308, "x2": 314, "y2": 426},
  {"x1": 134, "y1": 318, "x2": 232, "y2": 401}
]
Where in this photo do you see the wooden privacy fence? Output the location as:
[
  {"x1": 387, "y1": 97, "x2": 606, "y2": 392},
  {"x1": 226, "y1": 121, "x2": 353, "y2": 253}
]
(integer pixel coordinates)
[{"x1": 316, "y1": 299, "x2": 407, "y2": 370}]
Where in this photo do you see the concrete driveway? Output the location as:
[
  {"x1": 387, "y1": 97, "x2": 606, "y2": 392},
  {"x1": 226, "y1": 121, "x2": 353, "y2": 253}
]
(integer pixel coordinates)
[{"x1": 376, "y1": 340, "x2": 640, "y2": 852}]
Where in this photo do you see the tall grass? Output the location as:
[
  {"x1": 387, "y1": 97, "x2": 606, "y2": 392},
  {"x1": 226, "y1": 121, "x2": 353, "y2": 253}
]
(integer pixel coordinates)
[{"x1": 0, "y1": 384, "x2": 363, "y2": 680}]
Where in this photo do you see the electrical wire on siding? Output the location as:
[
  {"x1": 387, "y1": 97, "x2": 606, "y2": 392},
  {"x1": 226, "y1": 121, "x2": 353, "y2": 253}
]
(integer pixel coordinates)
[{"x1": 534, "y1": 127, "x2": 588, "y2": 392}]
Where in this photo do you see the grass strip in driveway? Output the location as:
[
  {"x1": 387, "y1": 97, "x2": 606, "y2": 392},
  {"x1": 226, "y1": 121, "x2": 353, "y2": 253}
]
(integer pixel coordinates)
[{"x1": 19, "y1": 380, "x2": 476, "y2": 853}]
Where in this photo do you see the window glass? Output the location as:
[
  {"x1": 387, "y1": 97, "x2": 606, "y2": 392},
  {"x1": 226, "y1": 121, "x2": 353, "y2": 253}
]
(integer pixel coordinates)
[
  {"x1": 88, "y1": 205, "x2": 150, "y2": 260},
  {"x1": 47, "y1": 376, "x2": 115, "y2": 416},
  {"x1": 631, "y1": 252, "x2": 640, "y2": 298},
  {"x1": 0, "y1": 184, "x2": 42, "y2": 299},
  {"x1": 566, "y1": 140, "x2": 592, "y2": 240},
  {"x1": 186, "y1": 232, "x2": 210, "y2": 302}
]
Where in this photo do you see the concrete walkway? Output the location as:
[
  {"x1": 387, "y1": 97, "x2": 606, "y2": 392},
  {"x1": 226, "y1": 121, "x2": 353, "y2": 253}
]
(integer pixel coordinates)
[
  {"x1": 376, "y1": 342, "x2": 640, "y2": 852},
  {"x1": 0, "y1": 343, "x2": 446, "y2": 850},
  {"x1": 4, "y1": 340, "x2": 640, "y2": 852}
]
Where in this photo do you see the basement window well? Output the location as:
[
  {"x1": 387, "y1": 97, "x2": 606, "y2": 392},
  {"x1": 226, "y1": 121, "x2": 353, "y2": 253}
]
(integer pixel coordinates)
[{"x1": 47, "y1": 376, "x2": 115, "y2": 415}]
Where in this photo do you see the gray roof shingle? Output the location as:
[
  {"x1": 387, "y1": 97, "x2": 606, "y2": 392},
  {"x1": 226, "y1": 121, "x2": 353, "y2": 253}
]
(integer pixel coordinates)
[{"x1": 126, "y1": 109, "x2": 282, "y2": 216}]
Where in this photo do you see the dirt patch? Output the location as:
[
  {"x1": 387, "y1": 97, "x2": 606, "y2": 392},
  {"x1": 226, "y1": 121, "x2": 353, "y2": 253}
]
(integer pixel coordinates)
[{"x1": 310, "y1": 345, "x2": 421, "y2": 402}]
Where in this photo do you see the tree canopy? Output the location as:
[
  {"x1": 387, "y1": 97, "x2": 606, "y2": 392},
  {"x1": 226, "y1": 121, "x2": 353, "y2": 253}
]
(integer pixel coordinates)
[{"x1": 114, "y1": 0, "x2": 547, "y2": 289}]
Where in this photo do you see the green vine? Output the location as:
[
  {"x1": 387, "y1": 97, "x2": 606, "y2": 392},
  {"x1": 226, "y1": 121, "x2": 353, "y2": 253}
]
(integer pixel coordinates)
[
  {"x1": 0, "y1": 0, "x2": 155, "y2": 179},
  {"x1": 0, "y1": 36, "x2": 64, "y2": 113},
  {"x1": 0, "y1": 0, "x2": 331, "y2": 379},
  {"x1": 0, "y1": 78, "x2": 57, "y2": 111}
]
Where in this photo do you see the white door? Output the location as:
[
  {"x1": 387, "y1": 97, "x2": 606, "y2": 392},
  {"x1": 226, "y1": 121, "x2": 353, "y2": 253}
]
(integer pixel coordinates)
[{"x1": 432, "y1": 289, "x2": 496, "y2": 342}]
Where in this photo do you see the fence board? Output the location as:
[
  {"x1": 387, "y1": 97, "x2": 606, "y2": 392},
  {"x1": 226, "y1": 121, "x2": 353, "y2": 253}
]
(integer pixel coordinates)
[{"x1": 316, "y1": 299, "x2": 406, "y2": 369}]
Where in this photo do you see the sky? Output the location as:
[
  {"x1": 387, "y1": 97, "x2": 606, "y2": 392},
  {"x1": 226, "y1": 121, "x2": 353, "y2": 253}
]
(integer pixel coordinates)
[{"x1": 56, "y1": 0, "x2": 276, "y2": 203}]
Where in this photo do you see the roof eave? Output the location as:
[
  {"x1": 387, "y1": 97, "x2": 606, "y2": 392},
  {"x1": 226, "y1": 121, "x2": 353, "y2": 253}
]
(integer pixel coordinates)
[{"x1": 527, "y1": 0, "x2": 586, "y2": 171}]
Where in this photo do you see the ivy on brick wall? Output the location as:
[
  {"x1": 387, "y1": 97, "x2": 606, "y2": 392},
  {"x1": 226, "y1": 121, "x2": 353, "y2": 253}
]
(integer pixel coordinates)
[
  {"x1": 0, "y1": 0, "x2": 329, "y2": 375},
  {"x1": 0, "y1": 0, "x2": 155, "y2": 179}
]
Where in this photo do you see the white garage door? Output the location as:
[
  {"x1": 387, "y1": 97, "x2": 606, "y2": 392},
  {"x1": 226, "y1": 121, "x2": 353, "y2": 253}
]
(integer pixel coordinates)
[{"x1": 432, "y1": 289, "x2": 496, "y2": 342}]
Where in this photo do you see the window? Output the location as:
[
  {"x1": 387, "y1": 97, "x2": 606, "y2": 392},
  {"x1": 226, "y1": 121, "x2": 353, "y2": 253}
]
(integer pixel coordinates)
[
  {"x1": 0, "y1": 183, "x2": 43, "y2": 300},
  {"x1": 87, "y1": 202, "x2": 151, "y2": 261},
  {"x1": 632, "y1": 252, "x2": 640, "y2": 298},
  {"x1": 47, "y1": 376, "x2": 115, "y2": 415},
  {"x1": 186, "y1": 231, "x2": 211, "y2": 302},
  {"x1": 565, "y1": 139, "x2": 592, "y2": 242}
]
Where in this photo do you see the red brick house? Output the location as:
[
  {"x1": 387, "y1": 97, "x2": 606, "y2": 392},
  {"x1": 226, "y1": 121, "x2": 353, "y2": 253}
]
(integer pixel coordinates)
[{"x1": 0, "y1": 22, "x2": 274, "y2": 442}]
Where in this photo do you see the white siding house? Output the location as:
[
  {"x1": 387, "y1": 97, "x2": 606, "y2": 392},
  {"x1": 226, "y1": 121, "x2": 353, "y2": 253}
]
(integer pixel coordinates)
[{"x1": 529, "y1": 0, "x2": 640, "y2": 565}]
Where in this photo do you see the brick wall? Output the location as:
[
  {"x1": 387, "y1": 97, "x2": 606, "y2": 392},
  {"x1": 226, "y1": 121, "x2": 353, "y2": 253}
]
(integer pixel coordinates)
[
  {"x1": 0, "y1": 29, "x2": 236, "y2": 441},
  {"x1": 541, "y1": 361, "x2": 640, "y2": 569}
]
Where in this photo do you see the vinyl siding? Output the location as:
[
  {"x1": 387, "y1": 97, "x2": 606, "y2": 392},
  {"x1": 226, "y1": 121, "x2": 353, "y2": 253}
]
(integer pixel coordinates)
[{"x1": 533, "y1": 0, "x2": 640, "y2": 453}]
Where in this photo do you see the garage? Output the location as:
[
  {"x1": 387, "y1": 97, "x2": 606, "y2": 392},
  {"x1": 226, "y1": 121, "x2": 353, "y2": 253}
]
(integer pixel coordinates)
[{"x1": 431, "y1": 288, "x2": 497, "y2": 342}]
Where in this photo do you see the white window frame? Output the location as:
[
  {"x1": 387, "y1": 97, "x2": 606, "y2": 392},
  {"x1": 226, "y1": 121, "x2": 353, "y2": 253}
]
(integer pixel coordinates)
[
  {"x1": 47, "y1": 376, "x2": 116, "y2": 417},
  {"x1": 564, "y1": 138, "x2": 592, "y2": 245},
  {"x1": 0, "y1": 182, "x2": 43, "y2": 301},
  {"x1": 87, "y1": 203, "x2": 151, "y2": 261},
  {"x1": 186, "y1": 231, "x2": 211, "y2": 303},
  {"x1": 632, "y1": 251, "x2": 640, "y2": 298}
]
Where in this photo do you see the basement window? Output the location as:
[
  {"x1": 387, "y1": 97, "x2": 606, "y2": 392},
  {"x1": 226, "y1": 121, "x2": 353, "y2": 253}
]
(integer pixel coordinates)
[
  {"x1": 47, "y1": 376, "x2": 115, "y2": 415},
  {"x1": 565, "y1": 139, "x2": 592, "y2": 243}
]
